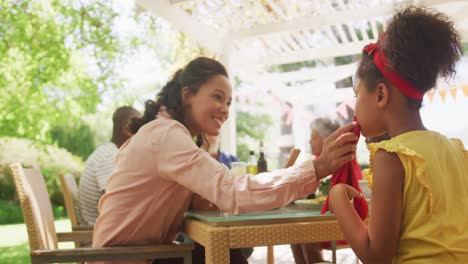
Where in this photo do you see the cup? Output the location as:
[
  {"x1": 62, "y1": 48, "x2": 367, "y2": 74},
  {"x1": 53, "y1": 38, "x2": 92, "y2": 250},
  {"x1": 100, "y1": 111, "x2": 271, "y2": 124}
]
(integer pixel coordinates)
[{"x1": 230, "y1": 162, "x2": 247, "y2": 177}]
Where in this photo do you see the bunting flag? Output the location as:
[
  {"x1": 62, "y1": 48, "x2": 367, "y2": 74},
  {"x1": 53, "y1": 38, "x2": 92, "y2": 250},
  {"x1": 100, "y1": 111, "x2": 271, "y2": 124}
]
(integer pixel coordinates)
[
  {"x1": 427, "y1": 89, "x2": 436, "y2": 102},
  {"x1": 423, "y1": 85, "x2": 468, "y2": 103},
  {"x1": 439, "y1": 90, "x2": 448, "y2": 101},
  {"x1": 463, "y1": 85, "x2": 468, "y2": 97},
  {"x1": 449, "y1": 88, "x2": 457, "y2": 101}
]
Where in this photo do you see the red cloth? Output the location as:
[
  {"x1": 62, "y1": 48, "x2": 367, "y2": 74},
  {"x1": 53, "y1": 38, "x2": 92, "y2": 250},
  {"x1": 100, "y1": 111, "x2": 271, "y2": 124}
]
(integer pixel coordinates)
[{"x1": 320, "y1": 117, "x2": 368, "y2": 248}]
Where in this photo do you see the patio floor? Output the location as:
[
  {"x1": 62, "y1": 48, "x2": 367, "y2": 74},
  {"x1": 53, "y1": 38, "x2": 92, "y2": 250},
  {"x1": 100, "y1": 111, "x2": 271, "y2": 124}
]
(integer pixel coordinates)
[{"x1": 248, "y1": 245, "x2": 361, "y2": 264}]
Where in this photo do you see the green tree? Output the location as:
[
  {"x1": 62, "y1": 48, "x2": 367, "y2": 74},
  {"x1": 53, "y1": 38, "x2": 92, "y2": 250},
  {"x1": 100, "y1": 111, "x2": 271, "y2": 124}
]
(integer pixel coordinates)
[
  {"x1": 0, "y1": 0, "x2": 203, "y2": 155},
  {"x1": 50, "y1": 123, "x2": 95, "y2": 160},
  {"x1": 0, "y1": 0, "x2": 124, "y2": 144},
  {"x1": 236, "y1": 110, "x2": 273, "y2": 161}
]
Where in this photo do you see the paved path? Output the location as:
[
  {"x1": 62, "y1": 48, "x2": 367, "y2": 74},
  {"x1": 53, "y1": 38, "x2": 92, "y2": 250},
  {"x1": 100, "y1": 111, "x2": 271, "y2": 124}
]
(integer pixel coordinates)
[{"x1": 248, "y1": 245, "x2": 360, "y2": 264}]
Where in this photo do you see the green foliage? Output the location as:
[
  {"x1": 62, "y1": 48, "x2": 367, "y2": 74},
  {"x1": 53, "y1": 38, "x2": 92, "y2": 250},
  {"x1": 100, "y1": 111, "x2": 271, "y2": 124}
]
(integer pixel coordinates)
[
  {"x1": 236, "y1": 143, "x2": 250, "y2": 164},
  {"x1": 318, "y1": 178, "x2": 331, "y2": 196},
  {"x1": 0, "y1": 199, "x2": 65, "y2": 225},
  {"x1": 50, "y1": 122, "x2": 95, "y2": 160},
  {"x1": 0, "y1": 243, "x2": 30, "y2": 264},
  {"x1": 236, "y1": 111, "x2": 273, "y2": 161},
  {"x1": 0, "y1": 0, "x2": 206, "y2": 151},
  {"x1": 0, "y1": 200, "x2": 23, "y2": 225},
  {"x1": 0, "y1": 0, "x2": 122, "y2": 144},
  {"x1": 334, "y1": 54, "x2": 360, "y2": 66},
  {"x1": 0, "y1": 137, "x2": 83, "y2": 209},
  {"x1": 236, "y1": 111, "x2": 274, "y2": 140},
  {"x1": 360, "y1": 163, "x2": 369, "y2": 171},
  {"x1": 463, "y1": 42, "x2": 468, "y2": 53}
]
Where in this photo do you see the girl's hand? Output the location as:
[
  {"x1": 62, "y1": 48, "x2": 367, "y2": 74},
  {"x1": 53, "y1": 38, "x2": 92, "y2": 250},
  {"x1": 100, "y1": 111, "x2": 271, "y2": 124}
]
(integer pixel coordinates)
[
  {"x1": 329, "y1": 184, "x2": 362, "y2": 213},
  {"x1": 314, "y1": 122, "x2": 358, "y2": 179}
]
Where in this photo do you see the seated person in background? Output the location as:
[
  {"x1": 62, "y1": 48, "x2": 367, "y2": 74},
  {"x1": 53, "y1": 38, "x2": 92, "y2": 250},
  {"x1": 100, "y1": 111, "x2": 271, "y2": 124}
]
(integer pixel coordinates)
[
  {"x1": 198, "y1": 134, "x2": 239, "y2": 169},
  {"x1": 291, "y1": 117, "x2": 340, "y2": 264},
  {"x1": 77, "y1": 106, "x2": 141, "y2": 225}
]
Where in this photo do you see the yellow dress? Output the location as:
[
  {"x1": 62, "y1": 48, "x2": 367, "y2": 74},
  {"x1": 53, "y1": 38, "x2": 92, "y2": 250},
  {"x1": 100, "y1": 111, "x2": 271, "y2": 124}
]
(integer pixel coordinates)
[{"x1": 364, "y1": 130, "x2": 468, "y2": 263}]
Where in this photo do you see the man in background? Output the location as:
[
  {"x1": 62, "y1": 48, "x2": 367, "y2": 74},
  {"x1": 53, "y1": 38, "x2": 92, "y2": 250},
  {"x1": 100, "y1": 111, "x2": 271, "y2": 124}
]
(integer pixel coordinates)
[{"x1": 77, "y1": 106, "x2": 141, "y2": 225}]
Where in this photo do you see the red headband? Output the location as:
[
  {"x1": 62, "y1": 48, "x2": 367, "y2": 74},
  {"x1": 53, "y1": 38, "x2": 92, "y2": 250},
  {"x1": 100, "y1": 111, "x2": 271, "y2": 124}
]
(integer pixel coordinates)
[{"x1": 363, "y1": 43, "x2": 424, "y2": 101}]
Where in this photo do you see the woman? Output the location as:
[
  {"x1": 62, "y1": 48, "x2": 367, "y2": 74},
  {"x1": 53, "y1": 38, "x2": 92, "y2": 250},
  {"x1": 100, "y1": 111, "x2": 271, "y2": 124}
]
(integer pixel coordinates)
[{"x1": 91, "y1": 57, "x2": 358, "y2": 264}]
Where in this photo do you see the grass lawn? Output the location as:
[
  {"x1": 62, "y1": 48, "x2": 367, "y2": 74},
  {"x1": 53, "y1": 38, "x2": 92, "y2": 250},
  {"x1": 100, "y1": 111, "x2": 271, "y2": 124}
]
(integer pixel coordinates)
[
  {"x1": 0, "y1": 243, "x2": 30, "y2": 264},
  {"x1": 0, "y1": 219, "x2": 73, "y2": 264}
]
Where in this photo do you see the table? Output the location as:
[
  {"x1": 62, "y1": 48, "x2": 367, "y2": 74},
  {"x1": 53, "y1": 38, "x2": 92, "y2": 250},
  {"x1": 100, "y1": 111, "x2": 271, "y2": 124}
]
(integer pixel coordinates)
[{"x1": 183, "y1": 204, "x2": 345, "y2": 264}]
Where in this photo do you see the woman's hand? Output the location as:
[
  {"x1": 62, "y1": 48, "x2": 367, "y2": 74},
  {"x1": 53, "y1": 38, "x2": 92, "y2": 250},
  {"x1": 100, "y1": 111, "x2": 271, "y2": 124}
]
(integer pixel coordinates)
[
  {"x1": 190, "y1": 194, "x2": 219, "y2": 211},
  {"x1": 313, "y1": 122, "x2": 358, "y2": 179},
  {"x1": 329, "y1": 183, "x2": 362, "y2": 213}
]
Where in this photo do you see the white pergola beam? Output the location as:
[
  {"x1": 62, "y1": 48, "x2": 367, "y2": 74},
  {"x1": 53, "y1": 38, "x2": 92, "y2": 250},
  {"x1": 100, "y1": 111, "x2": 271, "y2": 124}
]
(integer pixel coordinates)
[
  {"x1": 347, "y1": 24, "x2": 360, "y2": 42},
  {"x1": 335, "y1": 23, "x2": 350, "y2": 43},
  {"x1": 250, "y1": 63, "x2": 357, "y2": 84},
  {"x1": 323, "y1": 26, "x2": 338, "y2": 44},
  {"x1": 169, "y1": 0, "x2": 190, "y2": 4},
  {"x1": 232, "y1": 40, "x2": 371, "y2": 67},
  {"x1": 230, "y1": 4, "x2": 395, "y2": 40},
  {"x1": 271, "y1": 85, "x2": 354, "y2": 105},
  {"x1": 229, "y1": 0, "x2": 463, "y2": 41},
  {"x1": 359, "y1": 22, "x2": 370, "y2": 42},
  {"x1": 137, "y1": 0, "x2": 226, "y2": 54},
  {"x1": 370, "y1": 19, "x2": 380, "y2": 39},
  {"x1": 265, "y1": 0, "x2": 288, "y2": 20}
]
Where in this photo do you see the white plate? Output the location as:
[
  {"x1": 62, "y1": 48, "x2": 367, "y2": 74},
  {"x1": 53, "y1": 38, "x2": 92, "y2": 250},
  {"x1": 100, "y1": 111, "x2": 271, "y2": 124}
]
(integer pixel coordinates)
[{"x1": 294, "y1": 199, "x2": 324, "y2": 210}]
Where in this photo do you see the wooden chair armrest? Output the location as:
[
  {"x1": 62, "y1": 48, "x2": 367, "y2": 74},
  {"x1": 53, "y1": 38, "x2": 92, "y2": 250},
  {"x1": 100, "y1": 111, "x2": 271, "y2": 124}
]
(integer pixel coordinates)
[
  {"x1": 57, "y1": 231, "x2": 93, "y2": 243},
  {"x1": 32, "y1": 244, "x2": 194, "y2": 263},
  {"x1": 71, "y1": 225, "x2": 94, "y2": 231}
]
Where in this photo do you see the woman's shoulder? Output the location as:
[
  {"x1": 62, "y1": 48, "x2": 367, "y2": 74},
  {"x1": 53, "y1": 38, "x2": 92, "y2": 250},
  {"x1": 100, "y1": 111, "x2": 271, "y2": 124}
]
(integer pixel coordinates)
[
  {"x1": 139, "y1": 117, "x2": 190, "y2": 138},
  {"x1": 127, "y1": 117, "x2": 193, "y2": 153}
]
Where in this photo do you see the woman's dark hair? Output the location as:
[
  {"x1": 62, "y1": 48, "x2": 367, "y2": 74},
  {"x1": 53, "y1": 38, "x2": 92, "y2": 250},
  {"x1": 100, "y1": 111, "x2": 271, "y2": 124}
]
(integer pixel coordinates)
[
  {"x1": 357, "y1": 6, "x2": 463, "y2": 107},
  {"x1": 129, "y1": 57, "x2": 228, "y2": 133}
]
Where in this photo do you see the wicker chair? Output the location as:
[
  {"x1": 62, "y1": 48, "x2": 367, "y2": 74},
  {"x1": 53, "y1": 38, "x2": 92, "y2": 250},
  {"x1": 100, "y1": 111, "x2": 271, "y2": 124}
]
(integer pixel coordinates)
[
  {"x1": 57, "y1": 173, "x2": 93, "y2": 231},
  {"x1": 10, "y1": 162, "x2": 193, "y2": 264}
]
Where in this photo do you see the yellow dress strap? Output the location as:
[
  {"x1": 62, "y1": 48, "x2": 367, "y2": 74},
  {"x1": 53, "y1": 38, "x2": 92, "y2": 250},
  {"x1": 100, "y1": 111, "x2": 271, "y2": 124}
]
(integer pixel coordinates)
[{"x1": 366, "y1": 140, "x2": 433, "y2": 213}]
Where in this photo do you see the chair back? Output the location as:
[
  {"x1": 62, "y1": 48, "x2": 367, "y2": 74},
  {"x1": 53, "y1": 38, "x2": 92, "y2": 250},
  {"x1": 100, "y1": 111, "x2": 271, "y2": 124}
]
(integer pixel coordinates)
[
  {"x1": 10, "y1": 163, "x2": 58, "y2": 250},
  {"x1": 285, "y1": 148, "x2": 301, "y2": 168},
  {"x1": 58, "y1": 173, "x2": 79, "y2": 226}
]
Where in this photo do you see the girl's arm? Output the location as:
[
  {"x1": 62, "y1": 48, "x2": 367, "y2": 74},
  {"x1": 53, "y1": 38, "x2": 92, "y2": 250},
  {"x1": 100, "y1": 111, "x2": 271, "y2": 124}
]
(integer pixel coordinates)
[{"x1": 329, "y1": 149, "x2": 404, "y2": 264}]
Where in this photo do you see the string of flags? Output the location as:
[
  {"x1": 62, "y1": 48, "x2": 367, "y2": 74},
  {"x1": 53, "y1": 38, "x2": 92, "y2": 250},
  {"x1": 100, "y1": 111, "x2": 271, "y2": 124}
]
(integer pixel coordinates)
[{"x1": 425, "y1": 85, "x2": 468, "y2": 102}]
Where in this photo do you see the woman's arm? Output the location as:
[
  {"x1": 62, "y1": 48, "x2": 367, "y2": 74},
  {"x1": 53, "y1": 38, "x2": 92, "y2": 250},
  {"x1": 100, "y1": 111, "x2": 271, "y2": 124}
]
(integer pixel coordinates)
[
  {"x1": 158, "y1": 121, "x2": 358, "y2": 215},
  {"x1": 329, "y1": 149, "x2": 404, "y2": 264}
]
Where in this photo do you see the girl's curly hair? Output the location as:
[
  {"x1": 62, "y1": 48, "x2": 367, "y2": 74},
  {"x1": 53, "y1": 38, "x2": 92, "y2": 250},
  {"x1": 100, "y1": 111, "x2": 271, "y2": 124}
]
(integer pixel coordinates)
[{"x1": 357, "y1": 6, "x2": 463, "y2": 107}]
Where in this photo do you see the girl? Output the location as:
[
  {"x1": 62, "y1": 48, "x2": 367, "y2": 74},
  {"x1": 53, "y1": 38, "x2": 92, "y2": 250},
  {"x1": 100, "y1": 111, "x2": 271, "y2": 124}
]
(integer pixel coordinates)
[
  {"x1": 329, "y1": 6, "x2": 468, "y2": 264},
  {"x1": 91, "y1": 57, "x2": 358, "y2": 264}
]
